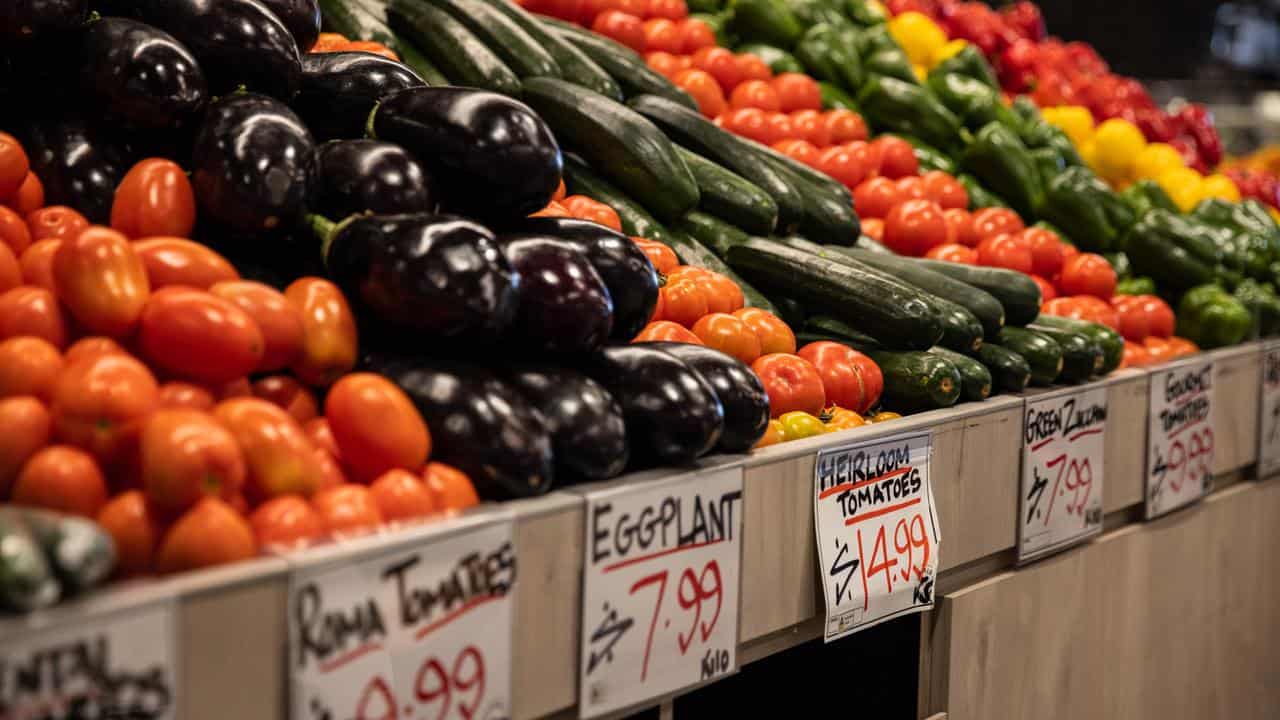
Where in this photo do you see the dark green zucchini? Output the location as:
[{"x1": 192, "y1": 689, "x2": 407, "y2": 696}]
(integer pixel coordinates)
[
  {"x1": 930, "y1": 346, "x2": 992, "y2": 402},
  {"x1": 676, "y1": 146, "x2": 778, "y2": 235},
  {"x1": 672, "y1": 211, "x2": 750, "y2": 259},
  {"x1": 771, "y1": 295, "x2": 808, "y2": 329},
  {"x1": 972, "y1": 340, "x2": 1031, "y2": 393},
  {"x1": 321, "y1": 0, "x2": 448, "y2": 84},
  {"x1": 0, "y1": 508, "x2": 59, "y2": 612},
  {"x1": 804, "y1": 315, "x2": 881, "y2": 351},
  {"x1": 995, "y1": 326, "x2": 1063, "y2": 385},
  {"x1": 562, "y1": 154, "x2": 671, "y2": 242},
  {"x1": 540, "y1": 16, "x2": 697, "y2": 109},
  {"x1": 1025, "y1": 322, "x2": 1103, "y2": 382},
  {"x1": 422, "y1": 0, "x2": 560, "y2": 78},
  {"x1": 911, "y1": 257, "x2": 1042, "y2": 326},
  {"x1": 664, "y1": 230, "x2": 778, "y2": 314},
  {"x1": 387, "y1": 0, "x2": 521, "y2": 94},
  {"x1": 481, "y1": 0, "x2": 622, "y2": 99},
  {"x1": 866, "y1": 350, "x2": 962, "y2": 413},
  {"x1": 1032, "y1": 313, "x2": 1123, "y2": 375}
]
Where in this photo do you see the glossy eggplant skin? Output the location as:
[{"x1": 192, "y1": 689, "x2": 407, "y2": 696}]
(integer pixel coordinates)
[
  {"x1": 192, "y1": 93, "x2": 315, "y2": 233},
  {"x1": 22, "y1": 117, "x2": 130, "y2": 223},
  {"x1": 296, "y1": 52, "x2": 425, "y2": 141},
  {"x1": 518, "y1": 217, "x2": 659, "y2": 341},
  {"x1": 582, "y1": 345, "x2": 724, "y2": 465},
  {"x1": 374, "y1": 357, "x2": 554, "y2": 499},
  {"x1": 101, "y1": 0, "x2": 302, "y2": 99},
  {"x1": 255, "y1": 0, "x2": 320, "y2": 52},
  {"x1": 81, "y1": 18, "x2": 207, "y2": 131},
  {"x1": 312, "y1": 139, "x2": 434, "y2": 218},
  {"x1": 648, "y1": 342, "x2": 770, "y2": 453},
  {"x1": 325, "y1": 213, "x2": 519, "y2": 339},
  {"x1": 499, "y1": 234, "x2": 613, "y2": 354},
  {"x1": 0, "y1": 0, "x2": 87, "y2": 38},
  {"x1": 371, "y1": 86, "x2": 562, "y2": 222},
  {"x1": 508, "y1": 367, "x2": 628, "y2": 483}
]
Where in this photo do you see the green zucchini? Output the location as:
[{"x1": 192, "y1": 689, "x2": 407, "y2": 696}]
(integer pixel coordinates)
[
  {"x1": 910, "y1": 257, "x2": 1042, "y2": 326},
  {"x1": 743, "y1": 129, "x2": 853, "y2": 202},
  {"x1": 540, "y1": 17, "x2": 697, "y2": 109},
  {"x1": 804, "y1": 315, "x2": 880, "y2": 351},
  {"x1": 422, "y1": 0, "x2": 560, "y2": 78},
  {"x1": 867, "y1": 350, "x2": 962, "y2": 413},
  {"x1": 771, "y1": 295, "x2": 808, "y2": 328},
  {"x1": 523, "y1": 78, "x2": 699, "y2": 221},
  {"x1": 676, "y1": 147, "x2": 778, "y2": 235},
  {"x1": 321, "y1": 0, "x2": 448, "y2": 84},
  {"x1": 672, "y1": 211, "x2": 750, "y2": 259},
  {"x1": 387, "y1": 0, "x2": 521, "y2": 94},
  {"x1": 562, "y1": 154, "x2": 670, "y2": 241},
  {"x1": 1025, "y1": 322, "x2": 1103, "y2": 382},
  {"x1": 972, "y1": 339, "x2": 1031, "y2": 393},
  {"x1": 995, "y1": 326, "x2": 1063, "y2": 386},
  {"x1": 930, "y1": 346, "x2": 991, "y2": 402},
  {"x1": 0, "y1": 508, "x2": 60, "y2": 612},
  {"x1": 726, "y1": 238, "x2": 942, "y2": 349},
  {"x1": 736, "y1": 43, "x2": 805, "y2": 74},
  {"x1": 1031, "y1": 315, "x2": 1122, "y2": 375},
  {"x1": 481, "y1": 0, "x2": 623, "y2": 99},
  {"x1": 855, "y1": 235, "x2": 892, "y2": 253},
  {"x1": 757, "y1": 154, "x2": 861, "y2": 245},
  {"x1": 17, "y1": 507, "x2": 115, "y2": 592},
  {"x1": 664, "y1": 231, "x2": 778, "y2": 314}
]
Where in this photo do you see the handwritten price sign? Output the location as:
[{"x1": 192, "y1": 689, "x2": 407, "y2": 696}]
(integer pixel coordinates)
[
  {"x1": 1017, "y1": 386, "x2": 1106, "y2": 562},
  {"x1": 0, "y1": 598, "x2": 178, "y2": 720},
  {"x1": 289, "y1": 517, "x2": 516, "y2": 720},
  {"x1": 577, "y1": 466, "x2": 743, "y2": 719},
  {"x1": 813, "y1": 431, "x2": 940, "y2": 643},
  {"x1": 1146, "y1": 358, "x2": 1215, "y2": 519},
  {"x1": 1258, "y1": 342, "x2": 1280, "y2": 478}
]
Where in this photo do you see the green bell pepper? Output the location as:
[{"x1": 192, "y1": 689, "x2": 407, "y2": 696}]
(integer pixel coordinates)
[
  {"x1": 1121, "y1": 179, "x2": 1179, "y2": 218},
  {"x1": 1011, "y1": 95, "x2": 1041, "y2": 126},
  {"x1": 687, "y1": 0, "x2": 724, "y2": 12},
  {"x1": 1191, "y1": 197, "x2": 1280, "y2": 264},
  {"x1": 691, "y1": 11, "x2": 737, "y2": 46},
  {"x1": 1030, "y1": 146, "x2": 1065, "y2": 189},
  {"x1": 794, "y1": 23, "x2": 864, "y2": 93},
  {"x1": 1037, "y1": 166, "x2": 1134, "y2": 252},
  {"x1": 736, "y1": 43, "x2": 806, "y2": 74},
  {"x1": 844, "y1": 0, "x2": 887, "y2": 25},
  {"x1": 1233, "y1": 278, "x2": 1280, "y2": 338},
  {"x1": 728, "y1": 0, "x2": 803, "y2": 49},
  {"x1": 1034, "y1": 220, "x2": 1070, "y2": 241},
  {"x1": 864, "y1": 49, "x2": 918, "y2": 85},
  {"x1": 1104, "y1": 251, "x2": 1131, "y2": 279},
  {"x1": 926, "y1": 72, "x2": 1021, "y2": 131},
  {"x1": 857, "y1": 75, "x2": 962, "y2": 155},
  {"x1": 960, "y1": 121, "x2": 1043, "y2": 220},
  {"x1": 784, "y1": 0, "x2": 850, "y2": 28},
  {"x1": 958, "y1": 173, "x2": 1008, "y2": 210},
  {"x1": 930, "y1": 45, "x2": 998, "y2": 89},
  {"x1": 1122, "y1": 209, "x2": 1221, "y2": 292},
  {"x1": 1115, "y1": 276, "x2": 1157, "y2": 295},
  {"x1": 1177, "y1": 283, "x2": 1253, "y2": 348},
  {"x1": 853, "y1": 23, "x2": 899, "y2": 56},
  {"x1": 896, "y1": 135, "x2": 956, "y2": 174},
  {"x1": 819, "y1": 82, "x2": 858, "y2": 110}
]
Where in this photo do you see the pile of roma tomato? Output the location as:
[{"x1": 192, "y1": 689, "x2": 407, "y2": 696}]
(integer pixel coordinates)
[{"x1": 0, "y1": 132, "x2": 480, "y2": 580}]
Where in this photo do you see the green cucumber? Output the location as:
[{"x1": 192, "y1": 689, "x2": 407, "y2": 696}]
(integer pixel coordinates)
[
  {"x1": 1031, "y1": 314, "x2": 1124, "y2": 375},
  {"x1": 387, "y1": 0, "x2": 521, "y2": 94},
  {"x1": 910, "y1": 257, "x2": 1042, "y2": 326},
  {"x1": 1025, "y1": 322, "x2": 1103, "y2": 382},
  {"x1": 422, "y1": 0, "x2": 560, "y2": 78},
  {"x1": 676, "y1": 147, "x2": 778, "y2": 235},
  {"x1": 754, "y1": 153, "x2": 860, "y2": 245},
  {"x1": 972, "y1": 340, "x2": 1031, "y2": 393},
  {"x1": 17, "y1": 507, "x2": 115, "y2": 593},
  {"x1": 664, "y1": 231, "x2": 778, "y2": 314},
  {"x1": 540, "y1": 17, "x2": 697, "y2": 109},
  {"x1": 995, "y1": 326, "x2": 1063, "y2": 386},
  {"x1": 562, "y1": 154, "x2": 670, "y2": 241},
  {"x1": 0, "y1": 508, "x2": 60, "y2": 612},
  {"x1": 523, "y1": 78, "x2": 699, "y2": 221},
  {"x1": 672, "y1": 211, "x2": 750, "y2": 259},
  {"x1": 804, "y1": 315, "x2": 881, "y2": 351},
  {"x1": 737, "y1": 43, "x2": 805, "y2": 74},
  {"x1": 321, "y1": 0, "x2": 448, "y2": 84},
  {"x1": 726, "y1": 238, "x2": 942, "y2": 349},
  {"x1": 866, "y1": 350, "x2": 962, "y2": 413},
  {"x1": 930, "y1": 346, "x2": 992, "y2": 402},
  {"x1": 482, "y1": 0, "x2": 622, "y2": 99}
]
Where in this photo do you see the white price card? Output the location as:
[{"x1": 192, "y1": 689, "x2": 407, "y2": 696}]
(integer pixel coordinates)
[
  {"x1": 813, "y1": 430, "x2": 940, "y2": 643},
  {"x1": 577, "y1": 466, "x2": 744, "y2": 719},
  {"x1": 0, "y1": 598, "x2": 179, "y2": 720},
  {"x1": 1017, "y1": 386, "x2": 1107, "y2": 563},
  {"x1": 289, "y1": 517, "x2": 516, "y2": 720},
  {"x1": 1258, "y1": 341, "x2": 1280, "y2": 478},
  {"x1": 1145, "y1": 357, "x2": 1216, "y2": 518}
]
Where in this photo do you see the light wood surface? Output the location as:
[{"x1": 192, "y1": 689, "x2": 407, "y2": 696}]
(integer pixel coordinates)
[
  {"x1": 1211, "y1": 343, "x2": 1262, "y2": 475},
  {"x1": 1103, "y1": 370, "x2": 1149, "y2": 513},
  {"x1": 740, "y1": 452, "x2": 819, "y2": 641}
]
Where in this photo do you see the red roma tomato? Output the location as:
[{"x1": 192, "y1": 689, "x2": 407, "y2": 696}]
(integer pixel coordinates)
[
  {"x1": 1072, "y1": 295, "x2": 1121, "y2": 331},
  {"x1": 1030, "y1": 274, "x2": 1056, "y2": 301},
  {"x1": 51, "y1": 352, "x2": 159, "y2": 466},
  {"x1": 760, "y1": 113, "x2": 794, "y2": 145},
  {"x1": 10, "y1": 173, "x2": 44, "y2": 218},
  {"x1": 750, "y1": 352, "x2": 826, "y2": 417},
  {"x1": 1059, "y1": 242, "x2": 1080, "y2": 265},
  {"x1": 772, "y1": 139, "x2": 820, "y2": 167},
  {"x1": 250, "y1": 495, "x2": 323, "y2": 549},
  {"x1": 633, "y1": 238, "x2": 679, "y2": 274},
  {"x1": 11, "y1": 445, "x2": 107, "y2": 518},
  {"x1": 209, "y1": 280, "x2": 304, "y2": 372},
  {"x1": 370, "y1": 469, "x2": 438, "y2": 522},
  {"x1": 673, "y1": 68, "x2": 727, "y2": 118},
  {"x1": 592, "y1": 10, "x2": 645, "y2": 52},
  {"x1": 1040, "y1": 296, "x2": 1079, "y2": 317},
  {"x1": 816, "y1": 145, "x2": 868, "y2": 189},
  {"x1": 647, "y1": 0, "x2": 687, "y2": 18},
  {"x1": 1121, "y1": 340, "x2": 1150, "y2": 369},
  {"x1": 894, "y1": 176, "x2": 927, "y2": 201},
  {"x1": 139, "y1": 287, "x2": 265, "y2": 384},
  {"x1": 63, "y1": 337, "x2": 124, "y2": 365},
  {"x1": 1111, "y1": 296, "x2": 1150, "y2": 341},
  {"x1": 645, "y1": 51, "x2": 684, "y2": 78},
  {"x1": 0, "y1": 241, "x2": 19, "y2": 293},
  {"x1": 111, "y1": 159, "x2": 196, "y2": 239},
  {"x1": 735, "y1": 52, "x2": 772, "y2": 83},
  {"x1": 311, "y1": 483, "x2": 384, "y2": 536},
  {"x1": 1023, "y1": 227, "x2": 1065, "y2": 279},
  {"x1": 27, "y1": 206, "x2": 88, "y2": 242},
  {"x1": 873, "y1": 136, "x2": 919, "y2": 179},
  {"x1": 848, "y1": 140, "x2": 881, "y2": 179},
  {"x1": 155, "y1": 497, "x2": 256, "y2": 575},
  {"x1": 214, "y1": 397, "x2": 325, "y2": 499},
  {"x1": 1138, "y1": 294, "x2": 1175, "y2": 338},
  {"x1": 1058, "y1": 253, "x2": 1116, "y2": 299},
  {"x1": 703, "y1": 270, "x2": 744, "y2": 313},
  {"x1": 0, "y1": 287, "x2": 68, "y2": 347},
  {"x1": 729, "y1": 79, "x2": 781, "y2": 111},
  {"x1": 251, "y1": 375, "x2": 319, "y2": 425},
  {"x1": 883, "y1": 199, "x2": 948, "y2": 256},
  {"x1": 860, "y1": 217, "x2": 884, "y2": 242},
  {"x1": 771, "y1": 73, "x2": 821, "y2": 112},
  {"x1": 0, "y1": 396, "x2": 51, "y2": 498},
  {"x1": 722, "y1": 107, "x2": 768, "y2": 144},
  {"x1": 942, "y1": 208, "x2": 979, "y2": 247},
  {"x1": 285, "y1": 278, "x2": 358, "y2": 387},
  {"x1": 19, "y1": 239, "x2": 59, "y2": 291},
  {"x1": 691, "y1": 313, "x2": 762, "y2": 364},
  {"x1": 824, "y1": 110, "x2": 868, "y2": 144},
  {"x1": 925, "y1": 243, "x2": 978, "y2": 264},
  {"x1": 642, "y1": 18, "x2": 683, "y2": 53},
  {"x1": 53, "y1": 226, "x2": 150, "y2": 337},
  {"x1": 325, "y1": 373, "x2": 431, "y2": 482},
  {"x1": 732, "y1": 307, "x2": 795, "y2": 354},
  {"x1": 852, "y1": 177, "x2": 901, "y2": 219},
  {"x1": 0, "y1": 206, "x2": 31, "y2": 255},
  {"x1": 0, "y1": 132, "x2": 28, "y2": 200},
  {"x1": 0, "y1": 336, "x2": 62, "y2": 401},
  {"x1": 661, "y1": 278, "x2": 709, "y2": 327},
  {"x1": 1143, "y1": 336, "x2": 1176, "y2": 365},
  {"x1": 690, "y1": 47, "x2": 741, "y2": 91},
  {"x1": 678, "y1": 17, "x2": 716, "y2": 54},
  {"x1": 632, "y1": 320, "x2": 704, "y2": 344},
  {"x1": 798, "y1": 341, "x2": 883, "y2": 414},
  {"x1": 1166, "y1": 336, "x2": 1198, "y2": 357},
  {"x1": 96, "y1": 489, "x2": 159, "y2": 576},
  {"x1": 158, "y1": 381, "x2": 216, "y2": 411},
  {"x1": 140, "y1": 409, "x2": 246, "y2": 517},
  {"x1": 921, "y1": 171, "x2": 968, "y2": 209},
  {"x1": 971, "y1": 207, "x2": 1025, "y2": 244},
  {"x1": 304, "y1": 417, "x2": 341, "y2": 458},
  {"x1": 976, "y1": 234, "x2": 1034, "y2": 273},
  {"x1": 134, "y1": 237, "x2": 240, "y2": 290}
]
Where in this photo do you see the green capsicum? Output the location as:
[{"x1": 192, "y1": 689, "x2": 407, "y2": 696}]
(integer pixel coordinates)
[
  {"x1": 1122, "y1": 209, "x2": 1221, "y2": 291},
  {"x1": 926, "y1": 72, "x2": 1022, "y2": 131},
  {"x1": 794, "y1": 23, "x2": 864, "y2": 93},
  {"x1": 1176, "y1": 283, "x2": 1253, "y2": 348},
  {"x1": 896, "y1": 134, "x2": 956, "y2": 174},
  {"x1": 1038, "y1": 166, "x2": 1134, "y2": 252},
  {"x1": 844, "y1": 0, "x2": 887, "y2": 25},
  {"x1": 819, "y1": 82, "x2": 858, "y2": 110},
  {"x1": 960, "y1": 121, "x2": 1043, "y2": 219},
  {"x1": 1191, "y1": 197, "x2": 1280, "y2": 263},
  {"x1": 1104, "y1": 251, "x2": 1131, "y2": 279},
  {"x1": 1030, "y1": 146, "x2": 1065, "y2": 189},
  {"x1": 853, "y1": 26, "x2": 917, "y2": 85},
  {"x1": 857, "y1": 75, "x2": 962, "y2": 154},
  {"x1": 1011, "y1": 95, "x2": 1041, "y2": 126},
  {"x1": 1115, "y1": 276, "x2": 1157, "y2": 295},
  {"x1": 728, "y1": 0, "x2": 803, "y2": 49},
  {"x1": 691, "y1": 11, "x2": 737, "y2": 46},
  {"x1": 687, "y1": 0, "x2": 724, "y2": 12},
  {"x1": 1233, "y1": 278, "x2": 1280, "y2": 338},
  {"x1": 737, "y1": 43, "x2": 806, "y2": 74},
  {"x1": 1121, "y1": 179, "x2": 1179, "y2": 218},
  {"x1": 958, "y1": 173, "x2": 1008, "y2": 210},
  {"x1": 853, "y1": 23, "x2": 899, "y2": 55},
  {"x1": 930, "y1": 45, "x2": 998, "y2": 89},
  {"x1": 784, "y1": 0, "x2": 850, "y2": 28}
]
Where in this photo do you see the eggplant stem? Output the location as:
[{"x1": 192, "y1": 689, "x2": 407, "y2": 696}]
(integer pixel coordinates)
[{"x1": 305, "y1": 214, "x2": 338, "y2": 259}]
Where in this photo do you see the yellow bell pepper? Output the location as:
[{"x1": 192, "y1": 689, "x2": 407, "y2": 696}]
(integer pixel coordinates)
[
  {"x1": 1269, "y1": 207, "x2": 1280, "y2": 225},
  {"x1": 888, "y1": 11, "x2": 948, "y2": 67},
  {"x1": 1131, "y1": 142, "x2": 1184, "y2": 181},
  {"x1": 912, "y1": 63, "x2": 928, "y2": 82},
  {"x1": 823, "y1": 407, "x2": 866, "y2": 432},
  {"x1": 1155, "y1": 166, "x2": 1205, "y2": 213},
  {"x1": 1042, "y1": 105, "x2": 1095, "y2": 148},
  {"x1": 1092, "y1": 118, "x2": 1146, "y2": 183},
  {"x1": 778, "y1": 411, "x2": 830, "y2": 441},
  {"x1": 1199, "y1": 173, "x2": 1241, "y2": 203},
  {"x1": 930, "y1": 39, "x2": 968, "y2": 68}
]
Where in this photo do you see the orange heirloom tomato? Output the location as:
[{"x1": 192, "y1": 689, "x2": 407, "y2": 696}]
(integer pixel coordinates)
[
  {"x1": 752, "y1": 419, "x2": 785, "y2": 449},
  {"x1": 562, "y1": 195, "x2": 623, "y2": 232},
  {"x1": 750, "y1": 352, "x2": 826, "y2": 417},
  {"x1": 732, "y1": 307, "x2": 796, "y2": 354},
  {"x1": 134, "y1": 237, "x2": 240, "y2": 290},
  {"x1": 691, "y1": 313, "x2": 762, "y2": 364},
  {"x1": 158, "y1": 381, "x2": 216, "y2": 411},
  {"x1": 529, "y1": 201, "x2": 571, "y2": 218},
  {"x1": 798, "y1": 341, "x2": 883, "y2": 414},
  {"x1": 96, "y1": 490, "x2": 159, "y2": 576},
  {"x1": 0, "y1": 336, "x2": 62, "y2": 400},
  {"x1": 250, "y1": 494, "x2": 324, "y2": 549},
  {"x1": 0, "y1": 132, "x2": 28, "y2": 200},
  {"x1": 309, "y1": 32, "x2": 348, "y2": 52},
  {"x1": 632, "y1": 320, "x2": 704, "y2": 344},
  {"x1": 343, "y1": 41, "x2": 398, "y2": 61},
  {"x1": 633, "y1": 238, "x2": 679, "y2": 274},
  {"x1": 1166, "y1": 336, "x2": 1198, "y2": 357},
  {"x1": 27, "y1": 206, "x2": 88, "y2": 242},
  {"x1": 0, "y1": 206, "x2": 31, "y2": 256},
  {"x1": 140, "y1": 409, "x2": 247, "y2": 517},
  {"x1": 285, "y1": 277, "x2": 358, "y2": 387},
  {"x1": 53, "y1": 226, "x2": 150, "y2": 337},
  {"x1": 111, "y1": 159, "x2": 197, "y2": 239},
  {"x1": 0, "y1": 396, "x2": 51, "y2": 498},
  {"x1": 10, "y1": 173, "x2": 44, "y2": 218},
  {"x1": 11, "y1": 445, "x2": 108, "y2": 518},
  {"x1": 214, "y1": 397, "x2": 325, "y2": 499},
  {"x1": 661, "y1": 279, "x2": 710, "y2": 327},
  {"x1": 138, "y1": 287, "x2": 265, "y2": 384},
  {"x1": 312, "y1": 483, "x2": 384, "y2": 536},
  {"x1": 155, "y1": 497, "x2": 257, "y2": 575},
  {"x1": 0, "y1": 286, "x2": 68, "y2": 347},
  {"x1": 209, "y1": 280, "x2": 303, "y2": 371},
  {"x1": 1143, "y1": 336, "x2": 1176, "y2": 365},
  {"x1": 423, "y1": 461, "x2": 479, "y2": 511},
  {"x1": 251, "y1": 375, "x2": 319, "y2": 425},
  {"x1": 19, "y1": 238, "x2": 59, "y2": 291},
  {"x1": 1120, "y1": 340, "x2": 1150, "y2": 369},
  {"x1": 552, "y1": 178, "x2": 567, "y2": 202},
  {"x1": 313, "y1": 446, "x2": 346, "y2": 491},
  {"x1": 703, "y1": 270, "x2": 745, "y2": 313},
  {"x1": 370, "y1": 469, "x2": 439, "y2": 521},
  {"x1": 325, "y1": 373, "x2": 432, "y2": 482},
  {"x1": 51, "y1": 352, "x2": 159, "y2": 466}
]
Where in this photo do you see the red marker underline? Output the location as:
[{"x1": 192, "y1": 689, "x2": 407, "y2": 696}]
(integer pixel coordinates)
[
  {"x1": 601, "y1": 537, "x2": 725, "y2": 574},
  {"x1": 1166, "y1": 417, "x2": 1206, "y2": 441},
  {"x1": 1068, "y1": 427, "x2": 1103, "y2": 443},
  {"x1": 319, "y1": 641, "x2": 384, "y2": 674},
  {"x1": 1031, "y1": 437, "x2": 1054, "y2": 452},
  {"x1": 818, "y1": 466, "x2": 911, "y2": 500},
  {"x1": 414, "y1": 594, "x2": 501, "y2": 642},
  {"x1": 844, "y1": 497, "x2": 921, "y2": 526}
]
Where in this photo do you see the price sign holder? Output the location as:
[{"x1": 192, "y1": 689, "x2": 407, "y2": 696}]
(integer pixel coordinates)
[
  {"x1": 1016, "y1": 385, "x2": 1107, "y2": 564},
  {"x1": 1258, "y1": 340, "x2": 1280, "y2": 479},
  {"x1": 0, "y1": 590, "x2": 180, "y2": 719},
  {"x1": 287, "y1": 511, "x2": 517, "y2": 720},
  {"x1": 576, "y1": 465, "x2": 745, "y2": 719},
  {"x1": 813, "y1": 430, "x2": 940, "y2": 643},
  {"x1": 1145, "y1": 356, "x2": 1216, "y2": 519}
]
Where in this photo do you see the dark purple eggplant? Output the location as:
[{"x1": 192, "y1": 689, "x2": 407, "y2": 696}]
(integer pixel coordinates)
[
  {"x1": 648, "y1": 342, "x2": 769, "y2": 453},
  {"x1": 508, "y1": 367, "x2": 627, "y2": 482},
  {"x1": 1, "y1": 0, "x2": 86, "y2": 38},
  {"x1": 374, "y1": 357, "x2": 554, "y2": 499},
  {"x1": 582, "y1": 344, "x2": 723, "y2": 465},
  {"x1": 518, "y1": 217, "x2": 659, "y2": 341},
  {"x1": 80, "y1": 18, "x2": 206, "y2": 131},
  {"x1": 295, "y1": 52, "x2": 425, "y2": 141},
  {"x1": 255, "y1": 0, "x2": 320, "y2": 52},
  {"x1": 311, "y1": 139, "x2": 434, "y2": 218},
  {"x1": 370, "y1": 86, "x2": 562, "y2": 221},
  {"x1": 320, "y1": 213, "x2": 519, "y2": 339},
  {"x1": 99, "y1": 0, "x2": 301, "y2": 99},
  {"x1": 499, "y1": 234, "x2": 613, "y2": 354},
  {"x1": 22, "y1": 117, "x2": 130, "y2": 223},
  {"x1": 192, "y1": 93, "x2": 315, "y2": 233}
]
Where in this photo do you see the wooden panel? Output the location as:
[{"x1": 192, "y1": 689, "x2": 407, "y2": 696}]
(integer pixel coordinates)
[
  {"x1": 739, "y1": 452, "x2": 817, "y2": 641},
  {"x1": 1103, "y1": 370, "x2": 1149, "y2": 513},
  {"x1": 1211, "y1": 344, "x2": 1261, "y2": 475}
]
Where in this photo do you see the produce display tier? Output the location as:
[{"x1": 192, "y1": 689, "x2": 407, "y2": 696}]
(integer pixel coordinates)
[{"x1": 4, "y1": 340, "x2": 1276, "y2": 719}]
